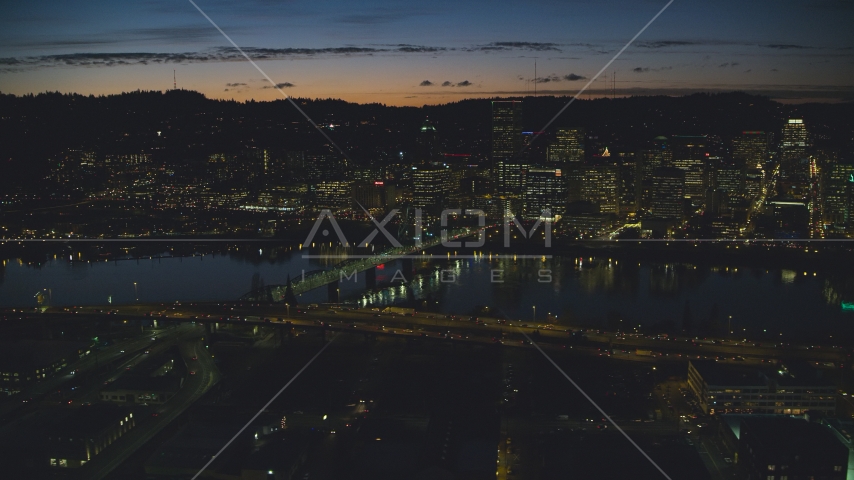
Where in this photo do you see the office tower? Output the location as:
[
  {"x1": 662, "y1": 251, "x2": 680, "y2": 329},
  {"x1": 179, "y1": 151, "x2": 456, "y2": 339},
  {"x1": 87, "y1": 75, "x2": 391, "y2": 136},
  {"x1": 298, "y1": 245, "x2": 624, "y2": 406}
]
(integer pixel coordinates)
[
  {"x1": 495, "y1": 160, "x2": 527, "y2": 197},
  {"x1": 352, "y1": 181, "x2": 387, "y2": 209},
  {"x1": 823, "y1": 161, "x2": 854, "y2": 227},
  {"x1": 712, "y1": 159, "x2": 746, "y2": 216},
  {"x1": 416, "y1": 118, "x2": 439, "y2": 163},
  {"x1": 670, "y1": 135, "x2": 709, "y2": 203},
  {"x1": 305, "y1": 152, "x2": 346, "y2": 183},
  {"x1": 618, "y1": 152, "x2": 638, "y2": 215},
  {"x1": 492, "y1": 100, "x2": 524, "y2": 194},
  {"x1": 547, "y1": 127, "x2": 585, "y2": 163},
  {"x1": 413, "y1": 164, "x2": 450, "y2": 217},
  {"x1": 314, "y1": 180, "x2": 352, "y2": 210},
  {"x1": 491, "y1": 101, "x2": 522, "y2": 162},
  {"x1": 744, "y1": 169, "x2": 763, "y2": 201},
  {"x1": 650, "y1": 167, "x2": 685, "y2": 220},
  {"x1": 352, "y1": 166, "x2": 385, "y2": 183},
  {"x1": 732, "y1": 131, "x2": 768, "y2": 170},
  {"x1": 637, "y1": 136, "x2": 672, "y2": 211},
  {"x1": 580, "y1": 164, "x2": 620, "y2": 216},
  {"x1": 766, "y1": 197, "x2": 809, "y2": 238},
  {"x1": 781, "y1": 119, "x2": 808, "y2": 180},
  {"x1": 524, "y1": 168, "x2": 566, "y2": 220}
]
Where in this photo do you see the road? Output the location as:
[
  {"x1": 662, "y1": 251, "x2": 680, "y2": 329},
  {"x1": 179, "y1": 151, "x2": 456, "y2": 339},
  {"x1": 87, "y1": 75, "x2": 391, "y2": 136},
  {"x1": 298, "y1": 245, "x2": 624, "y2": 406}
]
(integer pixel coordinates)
[
  {"x1": 0, "y1": 324, "x2": 196, "y2": 421},
  {"x1": 84, "y1": 329, "x2": 220, "y2": 480}
]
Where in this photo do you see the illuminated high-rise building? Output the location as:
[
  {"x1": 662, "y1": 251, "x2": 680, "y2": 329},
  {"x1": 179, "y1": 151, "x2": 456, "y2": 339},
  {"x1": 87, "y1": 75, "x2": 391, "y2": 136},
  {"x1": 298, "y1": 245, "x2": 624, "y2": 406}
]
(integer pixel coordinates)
[
  {"x1": 413, "y1": 164, "x2": 451, "y2": 216},
  {"x1": 547, "y1": 127, "x2": 585, "y2": 163},
  {"x1": 524, "y1": 168, "x2": 566, "y2": 220},
  {"x1": 491, "y1": 101, "x2": 522, "y2": 162},
  {"x1": 823, "y1": 161, "x2": 854, "y2": 228},
  {"x1": 580, "y1": 164, "x2": 619, "y2": 216},
  {"x1": 650, "y1": 167, "x2": 685, "y2": 220},
  {"x1": 315, "y1": 180, "x2": 352, "y2": 210},
  {"x1": 781, "y1": 119, "x2": 808, "y2": 180},
  {"x1": 306, "y1": 152, "x2": 347, "y2": 183},
  {"x1": 732, "y1": 131, "x2": 768, "y2": 170},
  {"x1": 416, "y1": 118, "x2": 439, "y2": 163},
  {"x1": 670, "y1": 135, "x2": 709, "y2": 203},
  {"x1": 637, "y1": 136, "x2": 672, "y2": 211},
  {"x1": 492, "y1": 100, "x2": 524, "y2": 195}
]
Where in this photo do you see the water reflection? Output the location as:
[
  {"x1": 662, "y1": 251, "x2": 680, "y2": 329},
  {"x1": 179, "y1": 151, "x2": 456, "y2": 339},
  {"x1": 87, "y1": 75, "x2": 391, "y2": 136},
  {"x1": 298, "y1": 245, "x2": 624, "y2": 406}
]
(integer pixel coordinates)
[{"x1": 2, "y1": 250, "x2": 853, "y2": 340}]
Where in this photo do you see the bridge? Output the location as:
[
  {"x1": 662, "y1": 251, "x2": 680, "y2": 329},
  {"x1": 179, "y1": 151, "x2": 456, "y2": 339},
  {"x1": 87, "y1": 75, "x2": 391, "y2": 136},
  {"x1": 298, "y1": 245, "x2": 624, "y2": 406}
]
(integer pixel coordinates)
[{"x1": 239, "y1": 226, "x2": 481, "y2": 303}]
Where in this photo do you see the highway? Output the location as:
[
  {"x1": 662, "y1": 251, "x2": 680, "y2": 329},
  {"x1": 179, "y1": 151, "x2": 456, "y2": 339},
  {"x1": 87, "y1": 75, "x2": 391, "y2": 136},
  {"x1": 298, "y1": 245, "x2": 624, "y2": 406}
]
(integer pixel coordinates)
[{"x1": 27, "y1": 303, "x2": 849, "y2": 367}]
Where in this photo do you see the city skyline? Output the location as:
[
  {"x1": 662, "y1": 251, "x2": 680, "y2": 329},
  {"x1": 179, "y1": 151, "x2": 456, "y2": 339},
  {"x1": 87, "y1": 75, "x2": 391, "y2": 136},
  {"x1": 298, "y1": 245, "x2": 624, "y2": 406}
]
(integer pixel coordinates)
[{"x1": 1, "y1": 0, "x2": 853, "y2": 106}]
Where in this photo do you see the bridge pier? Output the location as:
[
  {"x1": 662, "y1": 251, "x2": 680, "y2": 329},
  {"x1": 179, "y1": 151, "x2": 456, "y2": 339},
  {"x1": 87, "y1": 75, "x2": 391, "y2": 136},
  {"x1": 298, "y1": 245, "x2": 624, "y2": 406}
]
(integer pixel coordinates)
[
  {"x1": 365, "y1": 267, "x2": 377, "y2": 289},
  {"x1": 400, "y1": 258, "x2": 413, "y2": 281},
  {"x1": 328, "y1": 280, "x2": 340, "y2": 303}
]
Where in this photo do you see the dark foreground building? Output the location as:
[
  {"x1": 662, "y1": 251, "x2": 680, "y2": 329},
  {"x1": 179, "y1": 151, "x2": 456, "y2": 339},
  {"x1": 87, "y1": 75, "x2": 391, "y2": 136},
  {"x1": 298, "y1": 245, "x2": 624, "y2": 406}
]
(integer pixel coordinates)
[{"x1": 737, "y1": 416, "x2": 848, "y2": 480}]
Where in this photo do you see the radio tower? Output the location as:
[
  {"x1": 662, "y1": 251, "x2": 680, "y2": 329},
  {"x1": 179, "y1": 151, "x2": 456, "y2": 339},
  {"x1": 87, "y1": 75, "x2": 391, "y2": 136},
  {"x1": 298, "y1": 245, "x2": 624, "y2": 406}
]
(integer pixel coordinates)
[{"x1": 173, "y1": 69, "x2": 176, "y2": 90}]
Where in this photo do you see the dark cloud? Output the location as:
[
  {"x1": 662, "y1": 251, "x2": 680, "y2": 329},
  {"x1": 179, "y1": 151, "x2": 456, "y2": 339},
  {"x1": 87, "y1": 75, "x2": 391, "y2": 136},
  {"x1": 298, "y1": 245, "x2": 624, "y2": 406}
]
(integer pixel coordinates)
[
  {"x1": 632, "y1": 66, "x2": 672, "y2": 73},
  {"x1": 393, "y1": 45, "x2": 448, "y2": 53},
  {"x1": 763, "y1": 44, "x2": 813, "y2": 49},
  {"x1": 262, "y1": 82, "x2": 295, "y2": 89},
  {"x1": 718, "y1": 62, "x2": 740, "y2": 68},
  {"x1": 226, "y1": 82, "x2": 246, "y2": 87},
  {"x1": 491, "y1": 41, "x2": 561, "y2": 51},
  {"x1": 456, "y1": 80, "x2": 472, "y2": 87},
  {"x1": 0, "y1": 43, "x2": 459, "y2": 71},
  {"x1": 419, "y1": 80, "x2": 433, "y2": 86},
  {"x1": 467, "y1": 42, "x2": 561, "y2": 52},
  {"x1": 525, "y1": 73, "x2": 587, "y2": 83},
  {"x1": 441, "y1": 81, "x2": 453, "y2": 87},
  {"x1": 636, "y1": 40, "x2": 700, "y2": 49},
  {"x1": 533, "y1": 74, "x2": 561, "y2": 83}
]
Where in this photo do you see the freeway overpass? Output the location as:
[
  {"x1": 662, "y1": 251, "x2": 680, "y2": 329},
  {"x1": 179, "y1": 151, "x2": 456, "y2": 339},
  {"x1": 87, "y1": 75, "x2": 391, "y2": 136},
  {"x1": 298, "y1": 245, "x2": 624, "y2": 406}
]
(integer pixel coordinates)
[{"x1": 24, "y1": 304, "x2": 849, "y2": 365}]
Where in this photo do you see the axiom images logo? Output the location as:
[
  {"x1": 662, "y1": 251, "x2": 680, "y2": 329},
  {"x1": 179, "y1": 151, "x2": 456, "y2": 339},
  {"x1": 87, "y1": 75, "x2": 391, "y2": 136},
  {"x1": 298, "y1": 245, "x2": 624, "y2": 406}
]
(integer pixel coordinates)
[{"x1": 302, "y1": 207, "x2": 552, "y2": 252}]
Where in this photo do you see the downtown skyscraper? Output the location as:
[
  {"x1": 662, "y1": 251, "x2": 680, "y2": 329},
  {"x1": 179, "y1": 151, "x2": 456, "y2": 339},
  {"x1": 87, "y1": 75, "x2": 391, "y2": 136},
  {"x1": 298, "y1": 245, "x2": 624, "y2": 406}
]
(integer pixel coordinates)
[{"x1": 492, "y1": 100, "x2": 524, "y2": 216}]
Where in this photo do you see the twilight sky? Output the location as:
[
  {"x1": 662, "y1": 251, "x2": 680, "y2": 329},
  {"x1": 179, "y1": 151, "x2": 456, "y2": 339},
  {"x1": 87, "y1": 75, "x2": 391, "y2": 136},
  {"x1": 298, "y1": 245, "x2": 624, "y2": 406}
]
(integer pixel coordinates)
[{"x1": 1, "y1": 0, "x2": 852, "y2": 106}]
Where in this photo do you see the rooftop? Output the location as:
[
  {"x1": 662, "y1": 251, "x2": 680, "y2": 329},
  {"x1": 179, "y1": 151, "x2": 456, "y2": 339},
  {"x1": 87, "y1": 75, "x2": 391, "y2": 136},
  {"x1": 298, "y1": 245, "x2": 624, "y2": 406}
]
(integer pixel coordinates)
[
  {"x1": 740, "y1": 416, "x2": 848, "y2": 463},
  {"x1": 690, "y1": 360, "x2": 767, "y2": 387}
]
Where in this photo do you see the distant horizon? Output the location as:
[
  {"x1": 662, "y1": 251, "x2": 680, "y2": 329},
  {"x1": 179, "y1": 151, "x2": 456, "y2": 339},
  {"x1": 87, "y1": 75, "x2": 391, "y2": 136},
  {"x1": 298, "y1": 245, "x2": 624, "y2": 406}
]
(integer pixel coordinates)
[{"x1": 3, "y1": 87, "x2": 852, "y2": 107}]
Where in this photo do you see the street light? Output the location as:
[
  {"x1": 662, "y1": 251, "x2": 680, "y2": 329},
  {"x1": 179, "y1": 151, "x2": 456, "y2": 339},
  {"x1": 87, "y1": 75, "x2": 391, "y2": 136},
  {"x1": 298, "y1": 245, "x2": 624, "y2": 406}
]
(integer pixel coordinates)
[
  {"x1": 133, "y1": 282, "x2": 139, "y2": 302},
  {"x1": 532, "y1": 305, "x2": 536, "y2": 322}
]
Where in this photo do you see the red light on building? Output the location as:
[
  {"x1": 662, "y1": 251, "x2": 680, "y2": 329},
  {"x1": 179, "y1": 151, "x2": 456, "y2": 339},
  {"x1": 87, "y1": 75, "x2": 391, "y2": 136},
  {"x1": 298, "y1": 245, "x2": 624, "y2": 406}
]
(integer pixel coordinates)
[{"x1": 374, "y1": 181, "x2": 384, "y2": 185}]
